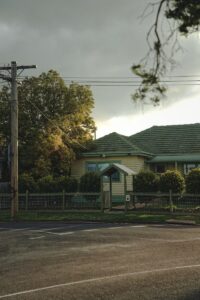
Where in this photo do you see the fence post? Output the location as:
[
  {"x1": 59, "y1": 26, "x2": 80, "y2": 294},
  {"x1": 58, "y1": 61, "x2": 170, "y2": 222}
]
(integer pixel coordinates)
[
  {"x1": 62, "y1": 190, "x2": 65, "y2": 210},
  {"x1": 134, "y1": 195, "x2": 137, "y2": 210},
  {"x1": 124, "y1": 174, "x2": 127, "y2": 213},
  {"x1": 169, "y1": 189, "x2": 173, "y2": 213},
  {"x1": 109, "y1": 176, "x2": 112, "y2": 211},
  {"x1": 25, "y1": 190, "x2": 29, "y2": 211},
  {"x1": 100, "y1": 177, "x2": 104, "y2": 212}
]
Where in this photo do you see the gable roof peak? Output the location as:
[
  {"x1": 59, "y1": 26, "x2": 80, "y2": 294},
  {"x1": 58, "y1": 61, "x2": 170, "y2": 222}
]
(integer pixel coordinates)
[{"x1": 83, "y1": 131, "x2": 150, "y2": 157}]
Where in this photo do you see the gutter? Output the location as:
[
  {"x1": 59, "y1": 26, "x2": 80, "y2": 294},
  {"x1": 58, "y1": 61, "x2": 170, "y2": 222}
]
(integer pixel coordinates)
[{"x1": 81, "y1": 151, "x2": 153, "y2": 158}]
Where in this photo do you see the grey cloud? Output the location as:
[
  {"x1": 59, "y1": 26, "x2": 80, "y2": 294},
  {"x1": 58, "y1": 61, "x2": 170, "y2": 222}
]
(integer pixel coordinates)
[
  {"x1": 0, "y1": 0, "x2": 143, "y2": 31},
  {"x1": 0, "y1": 0, "x2": 199, "y2": 124}
]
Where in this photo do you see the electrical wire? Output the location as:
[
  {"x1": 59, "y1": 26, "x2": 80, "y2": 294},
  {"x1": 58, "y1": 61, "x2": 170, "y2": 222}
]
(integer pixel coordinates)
[
  {"x1": 17, "y1": 74, "x2": 200, "y2": 78},
  {"x1": 15, "y1": 75, "x2": 200, "y2": 87},
  {"x1": 0, "y1": 71, "x2": 200, "y2": 152},
  {"x1": 1, "y1": 69, "x2": 200, "y2": 86}
]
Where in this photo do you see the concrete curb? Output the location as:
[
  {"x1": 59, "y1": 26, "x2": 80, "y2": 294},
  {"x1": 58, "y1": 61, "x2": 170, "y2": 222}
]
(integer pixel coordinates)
[{"x1": 166, "y1": 219, "x2": 196, "y2": 225}]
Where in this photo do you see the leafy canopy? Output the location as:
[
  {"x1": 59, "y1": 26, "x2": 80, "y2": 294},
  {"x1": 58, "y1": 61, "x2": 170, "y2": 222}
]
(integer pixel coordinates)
[
  {"x1": 0, "y1": 70, "x2": 96, "y2": 179},
  {"x1": 132, "y1": 0, "x2": 200, "y2": 104}
]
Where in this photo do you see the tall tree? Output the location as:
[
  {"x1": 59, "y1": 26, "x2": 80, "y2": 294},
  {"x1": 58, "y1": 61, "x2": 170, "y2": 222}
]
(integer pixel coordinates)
[
  {"x1": 0, "y1": 70, "x2": 96, "y2": 178},
  {"x1": 132, "y1": 0, "x2": 200, "y2": 104}
]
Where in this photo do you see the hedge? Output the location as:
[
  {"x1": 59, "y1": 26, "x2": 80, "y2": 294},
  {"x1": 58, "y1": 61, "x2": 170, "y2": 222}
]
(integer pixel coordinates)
[
  {"x1": 185, "y1": 168, "x2": 200, "y2": 194},
  {"x1": 159, "y1": 170, "x2": 185, "y2": 193},
  {"x1": 133, "y1": 171, "x2": 159, "y2": 192}
]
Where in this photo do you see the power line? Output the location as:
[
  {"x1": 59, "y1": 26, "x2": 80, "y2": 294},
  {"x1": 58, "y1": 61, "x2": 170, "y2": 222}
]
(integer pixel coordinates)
[
  {"x1": 17, "y1": 74, "x2": 200, "y2": 79},
  {"x1": 72, "y1": 84, "x2": 200, "y2": 87},
  {"x1": 8, "y1": 81, "x2": 200, "y2": 88},
  {"x1": 13, "y1": 74, "x2": 200, "y2": 87}
]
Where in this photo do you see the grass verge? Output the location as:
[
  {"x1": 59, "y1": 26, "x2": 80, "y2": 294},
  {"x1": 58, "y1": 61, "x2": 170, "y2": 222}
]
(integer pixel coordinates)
[{"x1": 0, "y1": 210, "x2": 199, "y2": 224}]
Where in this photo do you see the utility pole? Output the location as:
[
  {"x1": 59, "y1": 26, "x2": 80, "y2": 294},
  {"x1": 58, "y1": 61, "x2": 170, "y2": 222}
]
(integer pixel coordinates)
[{"x1": 0, "y1": 61, "x2": 36, "y2": 219}]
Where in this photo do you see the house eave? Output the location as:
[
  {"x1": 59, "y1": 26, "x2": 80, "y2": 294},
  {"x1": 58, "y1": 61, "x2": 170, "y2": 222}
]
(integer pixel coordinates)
[
  {"x1": 81, "y1": 151, "x2": 153, "y2": 158},
  {"x1": 148, "y1": 154, "x2": 200, "y2": 163}
]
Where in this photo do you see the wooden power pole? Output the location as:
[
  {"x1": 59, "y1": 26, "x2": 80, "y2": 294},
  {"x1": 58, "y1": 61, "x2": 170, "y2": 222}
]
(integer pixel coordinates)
[{"x1": 0, "y1": 61, "x2": 36, "y2": 219}]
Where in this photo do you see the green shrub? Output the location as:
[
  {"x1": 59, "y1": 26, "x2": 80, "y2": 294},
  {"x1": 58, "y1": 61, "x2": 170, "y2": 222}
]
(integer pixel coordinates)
[
  {"x1": 54, "y1": 176, "x2": 78, "y2": 192},
  {"x1": 185, "y1": 168, "x2": 200, "y2": 194},
  {"x1": 159, "y1": 170, "x2": 185, "y2": 193},
  {"x1": 19, "y1": 173, "x2": 38, "y2": 192},
  {"x1": 21, "y1": 174, "x2": 78, "y2": 193},
  {"x1": 37, "y1": 175, "x2": 55, "y2": 192},
  {"x1": 79, "y1": 172, "x2": 101, "y2": 193},
  {"x1": 133, "y1": 171, "x2": 159, "y2": 192}
]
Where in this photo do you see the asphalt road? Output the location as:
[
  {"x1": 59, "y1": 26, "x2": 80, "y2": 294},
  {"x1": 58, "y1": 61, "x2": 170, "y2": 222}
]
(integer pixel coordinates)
[{"x1": 0, "y1": 221, "x2": 200, "y2": 299}]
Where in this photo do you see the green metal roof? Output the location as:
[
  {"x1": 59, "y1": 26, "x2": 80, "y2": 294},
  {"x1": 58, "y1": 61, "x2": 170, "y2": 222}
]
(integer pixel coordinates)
[
  {"x1": 82, "y1": 132, "x2": 152, "y2": 157},
  {"x1": 129, "y1": 124, "x2": 200, "y2": 155},
  {"x1": 149, "y1": 154, "x2": 200, "y2": 163},
  {"x1": 82, "y1": 124, "x2": 200, "y2": 160}
]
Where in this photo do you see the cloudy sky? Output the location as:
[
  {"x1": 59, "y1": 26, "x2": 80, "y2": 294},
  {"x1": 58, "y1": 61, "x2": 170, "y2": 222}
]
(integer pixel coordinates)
[{"x1": 0, "y1": 0, "x2": 200, "y2": 138}]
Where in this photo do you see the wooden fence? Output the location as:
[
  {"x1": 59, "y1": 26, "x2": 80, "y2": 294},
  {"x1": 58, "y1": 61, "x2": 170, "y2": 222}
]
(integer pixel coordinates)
[
  {"x1": 1, "y1": 191, "x2": 200, "y2": 214},
  {"x1": 0, "y1": 192, "x2": 101, "y2": 211},
  {"x1": 125, "y1": 192, "x2": 200, "y2": 214}
]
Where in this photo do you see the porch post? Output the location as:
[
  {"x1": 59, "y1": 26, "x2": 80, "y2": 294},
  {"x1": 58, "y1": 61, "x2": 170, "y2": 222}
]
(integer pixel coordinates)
[
  {"x1": 109, "y1": 175, "x2": 112, "y2": 211},
  {"x1": 100, "y1": 176, "x2": 104, "y2": 212},
  {"x1": 124, "y1": 174, "x2": 127, "y2": 213}
]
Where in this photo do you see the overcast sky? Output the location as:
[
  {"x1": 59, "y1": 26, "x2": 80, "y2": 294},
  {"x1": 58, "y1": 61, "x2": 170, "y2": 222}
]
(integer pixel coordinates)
[{"x1": 0, "y1": 0, "x2": 200, "y2": 138}]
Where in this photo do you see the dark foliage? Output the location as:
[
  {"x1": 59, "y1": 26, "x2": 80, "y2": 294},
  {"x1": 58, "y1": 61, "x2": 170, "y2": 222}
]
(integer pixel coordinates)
[
  {"x1": 185, "y1": 168, "x2": 200, "y2": 194},
  {"x1": 159, "y1": 170, "x2": 185, "y2": 193},
  {"x1": 79, "y1": 172, "x2": 101, "y2": 193},
  {"x1": 133, "y1": 171, "x2": 159, "y2": 192},
  {"x1": 132, "y1": 0, "x2": 200, "y2": 104}
]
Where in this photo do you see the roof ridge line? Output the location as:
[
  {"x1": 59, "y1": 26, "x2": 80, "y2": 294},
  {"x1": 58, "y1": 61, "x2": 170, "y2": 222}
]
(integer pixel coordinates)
[{"x1": 118, "y1": 134, "x2": 144, "y2": 152}]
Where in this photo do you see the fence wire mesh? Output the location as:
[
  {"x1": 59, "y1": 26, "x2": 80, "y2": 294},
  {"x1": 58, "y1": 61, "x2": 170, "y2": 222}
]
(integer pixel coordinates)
[
  {"x1": 0, "y1": 194, "x2": 11, "y2": 210},
  {"x1": 127, "y1": 192, "x2": 200, "y2": 214},
  {"x1": 0, "y1": 192, "x2": 101, "y2": 211},
  {"x1": 1, "y1": 191, "x2": 200, "y2": 214}
]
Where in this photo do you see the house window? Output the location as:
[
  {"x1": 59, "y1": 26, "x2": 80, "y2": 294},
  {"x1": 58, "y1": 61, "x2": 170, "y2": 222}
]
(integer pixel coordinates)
[
  {"x1": 184, "y1": 164, "x2": 196, "y2": 175},
  {"x1": 87, "y1": 163, "x2": 96, "y2": 172},
  {"x1": 86, "y1": 162, "x2": 120, "y2": 182},
  {"x1": 155, "y1": 164, "x2": 165, "y2": 173}
]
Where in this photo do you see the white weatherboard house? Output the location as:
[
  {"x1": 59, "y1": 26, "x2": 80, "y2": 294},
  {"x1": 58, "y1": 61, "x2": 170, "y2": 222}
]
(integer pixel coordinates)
[{"x1": 71, "y1": 123, "x2": 200, "y2": 202}]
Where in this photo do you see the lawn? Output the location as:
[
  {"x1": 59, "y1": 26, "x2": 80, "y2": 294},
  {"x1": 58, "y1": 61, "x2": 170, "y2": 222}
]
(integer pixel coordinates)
[{"x1": 0, "y1": 210, "x2": 199, "y2": 224}]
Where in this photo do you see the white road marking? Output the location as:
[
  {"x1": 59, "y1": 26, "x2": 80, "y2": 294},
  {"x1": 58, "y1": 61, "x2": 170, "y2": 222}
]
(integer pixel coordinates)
[
  {"x1": 108, "y1": 227, "x2": 122, "y2": 230},
  {"x1": 46, "y1": 231, "x2": 74, "y2": 236},
  {"x1": 129, "y1": 225, "x2": 147, "y2": 228},
  {"x1": 138, "y1": 237, "x2": 200, "y2": 243},
  {"x1": 30, "y1": 227, "x2": 65, "y2": 233},
  {"x1": 108, "y1": 225, "x2": 147, "y2": 230},
  {"x1": 29, "y1": 236, "x2": 45, "y2": 240},
  {"x1": 83, "y1": 229, "x2": 99, "y2": 232},
  {"x1": 1, "y1": 263, "x2": 200, "y2": 298},
  {"x1": 57, "y1": 231, "x2": 74, "y2": 236}
]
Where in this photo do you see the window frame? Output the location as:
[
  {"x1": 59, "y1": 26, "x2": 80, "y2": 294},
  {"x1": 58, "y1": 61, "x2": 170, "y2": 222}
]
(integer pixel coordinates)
[
  {"x1": 184, "y1": 163, "x2": 199, "y2": 175},
  {"x1": 85, "y1": 160, "x2": 121, "y2": 182}
]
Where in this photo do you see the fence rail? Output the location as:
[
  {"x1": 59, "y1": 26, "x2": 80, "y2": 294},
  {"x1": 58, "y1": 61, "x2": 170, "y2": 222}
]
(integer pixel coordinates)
[
  {"x1": 128, "y1": 192, "x2": 200, "y2": 214},
  {"x1": 0, "y1": 192, "x2": 101, "y2": 211},
  {"x1": 2, "y1": 191, "x2": 200, "y2": 214}
]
